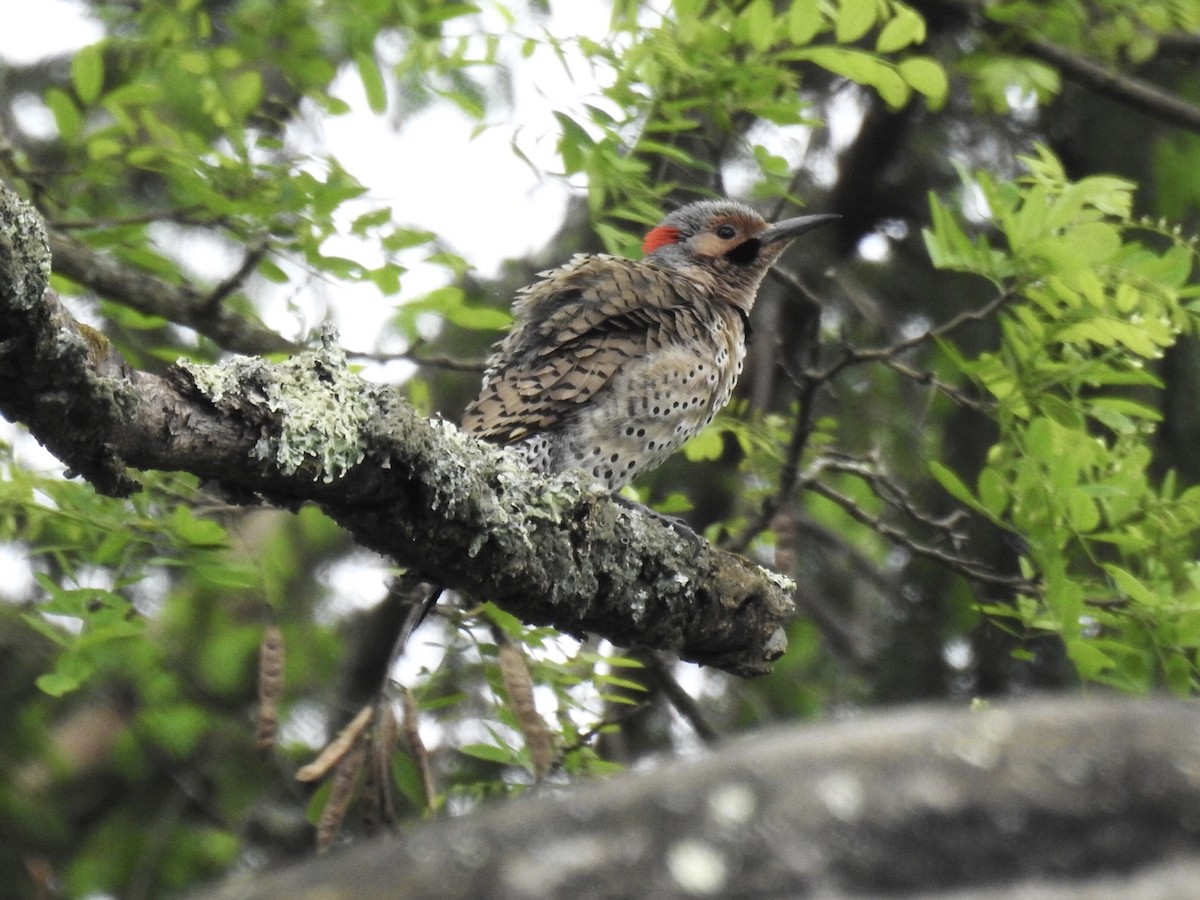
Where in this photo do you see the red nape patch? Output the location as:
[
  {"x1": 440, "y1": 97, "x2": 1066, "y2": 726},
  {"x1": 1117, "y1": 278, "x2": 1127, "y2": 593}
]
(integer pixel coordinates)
[{"x1": 641, "y1": 225, "x2": 681, "y2": 256}]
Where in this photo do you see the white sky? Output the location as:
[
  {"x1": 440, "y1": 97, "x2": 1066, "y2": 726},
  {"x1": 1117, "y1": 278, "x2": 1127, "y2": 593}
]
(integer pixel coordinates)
[
  {"x1": 0, "y1": 0, "x2": 838, "y2": 350},
  {"x1": 0, "y1": 0, "x2": 620, "y2": 348}
]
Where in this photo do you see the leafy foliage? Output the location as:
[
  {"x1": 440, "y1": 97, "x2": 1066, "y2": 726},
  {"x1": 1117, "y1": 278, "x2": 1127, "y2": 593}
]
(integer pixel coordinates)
[{"x1": 924, "y1": 148, "x2": 1200, "y2": 692}]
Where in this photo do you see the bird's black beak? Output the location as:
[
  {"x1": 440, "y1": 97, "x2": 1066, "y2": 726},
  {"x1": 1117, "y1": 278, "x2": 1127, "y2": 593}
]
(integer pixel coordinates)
[{"x1": 758, "y1": 213, "x2": 840, "y2": 245}]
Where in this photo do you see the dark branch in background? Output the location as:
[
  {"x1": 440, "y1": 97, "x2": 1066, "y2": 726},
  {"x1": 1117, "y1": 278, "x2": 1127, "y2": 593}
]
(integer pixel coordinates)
[
  {"x1": 0, "y1": 181, "x2": 792, "y2": 678},
  {"x1": 879, "y1": 355, "x2": 991, "y2": 412},
  {"x1": 1022, "y1": 37, "x2": 1200, "y2": 135},
  {"x1": 50, "y1": 207, "x2": 210, "y2": 230},
  {"x1": 46, "y1": 229, "x2": 297, "y2": 355},
  {"x1": 200, "y1": 696, "x2": 1200, "y2": 900},
  {"x1": 644, "y1": 652, "x2": 718, "y2": 745},
  {"x1": 1158, "y1": 32, "x2": 1200, "y2": 57},
  {"x1": 925, "y1": 0, "x2": 1200, "y2": 135}
]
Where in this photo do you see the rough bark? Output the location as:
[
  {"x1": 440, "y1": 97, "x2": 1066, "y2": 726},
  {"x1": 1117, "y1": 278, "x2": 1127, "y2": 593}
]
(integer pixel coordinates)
[
  {"x1": 202, "y1": 696, "x2": 1200, "y2": 899},
  {"x1": 0, "y1": 180, "x2": 792, "y2": 676}
]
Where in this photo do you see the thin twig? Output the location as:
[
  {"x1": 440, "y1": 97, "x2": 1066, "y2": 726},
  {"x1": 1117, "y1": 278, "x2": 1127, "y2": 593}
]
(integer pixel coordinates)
[
  {"x1": 50, "y1": 207, "x2": 209, "y2": 229},
  {"x1": 204, "y1": 242, "x2": 269, "y2": 311},
  {"x1": 801, "y1": 477, "x2": 1037, "y2": 594},
  {"x1": 811, "y1": 287, "x2": 1017, "y2": 382},
  {"x1": 346, "y1": 348, "x2": 486, "y2": 372},
  {"x1": 880, "y1": 357, "x2": 992, "y2": 414},
  {"x1": 766, "y1": 262, "x2": 826, "y2": 311},
  {"x1": 812, "y1": 453, "x2": 970, "y2": 538}
]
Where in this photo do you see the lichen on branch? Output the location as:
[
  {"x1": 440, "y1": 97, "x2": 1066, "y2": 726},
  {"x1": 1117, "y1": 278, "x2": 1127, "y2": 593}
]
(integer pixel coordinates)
[
  {"x1": 0, "y1": 179, "x2": 795, "y2": 677},
  {"x1": 177, "y1": 327, "x2": 369, "y2": 483}
]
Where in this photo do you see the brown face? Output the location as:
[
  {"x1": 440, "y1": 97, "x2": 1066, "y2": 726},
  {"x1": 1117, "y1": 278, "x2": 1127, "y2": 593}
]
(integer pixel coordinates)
[{"x1": 687, "y1": 214, "x2": 772, "y2": 267}]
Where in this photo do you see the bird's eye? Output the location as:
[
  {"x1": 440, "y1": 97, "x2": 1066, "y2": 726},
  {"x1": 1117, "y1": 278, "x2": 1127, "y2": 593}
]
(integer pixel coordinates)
[{"x1": 715, "y1": 224, "x2": 737, "y2": 240}]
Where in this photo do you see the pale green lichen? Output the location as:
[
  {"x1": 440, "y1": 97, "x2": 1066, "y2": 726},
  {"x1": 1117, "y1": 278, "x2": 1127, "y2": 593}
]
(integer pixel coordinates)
[
  {"x1": 0, "y1": 184, "x2": 51, "y2": 306},
  {"x1": 765, "y1": 569, "x2": 797, "y2": 595},
  {"x1": 179, "y1": 330, "x2": 369, "y2": 482}
]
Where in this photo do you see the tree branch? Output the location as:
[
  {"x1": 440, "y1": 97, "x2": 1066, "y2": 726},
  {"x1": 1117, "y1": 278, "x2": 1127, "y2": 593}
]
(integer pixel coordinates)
[
  {"x1": 1021, "y1": 37, "x2": 1200, "y2": 135},
  {"x1": 46, "y1": 228, "x2": 297, "y2": 355},
  {"x1": 0, "y1": 181, "x2": 792, "y2": 677},
  {"x1": 926, "y1": 0, "x2": 1200, "y2": 135},
  {"x1": 199, "y1": 696, "x2": 1200, "y2": 899},
  {"x1": 802, "y1": 475, "x2": 1034, "y2": 592}
]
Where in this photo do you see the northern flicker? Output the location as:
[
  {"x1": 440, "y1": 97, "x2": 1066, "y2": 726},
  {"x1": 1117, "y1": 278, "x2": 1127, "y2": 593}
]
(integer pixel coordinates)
[{"x1": 462, "y1": 199, "x2": 839, "y2": 489}]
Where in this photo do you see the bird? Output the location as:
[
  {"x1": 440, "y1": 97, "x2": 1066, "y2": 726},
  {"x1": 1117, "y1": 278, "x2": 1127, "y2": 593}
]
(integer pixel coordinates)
[
  {"x1": 394, "y1": 200, "x2": 837, "y2": 655},
  {"x1": 461, "y1": 198, "x2": 839, "y2": 489}
]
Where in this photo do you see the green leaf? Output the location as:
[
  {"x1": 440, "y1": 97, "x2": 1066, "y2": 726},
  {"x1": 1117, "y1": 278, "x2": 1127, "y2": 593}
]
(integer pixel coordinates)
[
  {"x1": 37, "y1": 669, "x2": 86, "y2": 697},
  {"x1": 443, "y1": 304, "x2": 512, "y2": 331},
  {"x1": 871, "y1": 64, "x2": 911, "y2": 108},
  {"x1": 653, "y1": 492, "x2": 694, "y2": 514},
  {"x1": 44, "y1": 88, "x2": 83, "y2": 141},
  {"x1": 898, "y1": 57, "x2": 948, "y2": 107},
  {"x1": 977, "y1": 467, "x2": 1008, "y2": 518},
  {"x1": 1104, "y1": 564, "x2": 1162, "y2": 608},
  {"x1": 1023, "y1": 417, "x2": 1055, "y2": 461},
  {"x1": 681, "y1": 426, "x2": 724, "y2": 461},
  {"x1": 1061, "y1": 221, "x2": 1121, "y2": 266},
  {"x1": 554, "y1": 112, "x2": 594, "y2": 174},
  {"x1": 87, "y1": 135, "x2": 123, "y2": 161},
  {"x1": 352, "y1": 207, "x2": 393, "y2": 234},
  {"x1": 787, "y1": 0, "x2": 823, "y2": 44},
  {"x1": 480, "y1": 602, "x2": 524, "y2": 639},
  {"x1": 139, "y1": 703, "x2": 212, "y2": 758},
  {"x1": 170, "y1": 506, "x2": 228, "y2": 548},
  {"x1": 72, "y1": 43, "x2": 105, "y2": 104},
  {"x1": 929, "y1": 460, "x2": 990, "y2": 517},
  {"x1": 876, "y1": 7, "x2": 925, "y2": 52},
  {"x1": 835, "y1": 0, "x2": 877, "y2": 43},
  {"x1": 368, "y1": 264, "x2": 402, "y2": 295},
  {"x1": 421, "y1": 2, "x2": 481, "y2": 25},
  {"x1": 1089, "y1": 396, "x2": 1162, "y2": 423},
  {"x1": 1066, "y1": 639, "x2": 1115, "y2": 679},
  {"x1": 742, "y1": 0, "x2": 777, "y2": 52},
  {"x1": 226, "y1": 70, "x2": 263, "y2": 118},
  {"x1": 355, "y1": 51, "x2": 388, "y2": 114},
  {"x1": 1175, "y1": 611, "x2": 1200, "y2": 647},
  {"x1": 1065, "y1": 490, "x2": 1100, "y2": 532},
  {"x1": 391, "y1": 752, "x2": 431, "y2": 810},
  {"x1": 258, "y1": 258, "x2": 290, "y2": 284},
  {"x1": 178, "y1": 51, "x2": 210, "y2": 75},
  {"x1": 460, "y1": 742, "x2": 516, "y2": 764},
  {"x1": 793, "y1": 47, "x2": 908, "y2": 107}
]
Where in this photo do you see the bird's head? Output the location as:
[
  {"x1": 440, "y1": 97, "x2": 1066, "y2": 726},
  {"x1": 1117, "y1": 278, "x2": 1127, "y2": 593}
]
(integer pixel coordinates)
[{"x1": 641, "y1": 199, "x2": 838, "y2": 311}]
